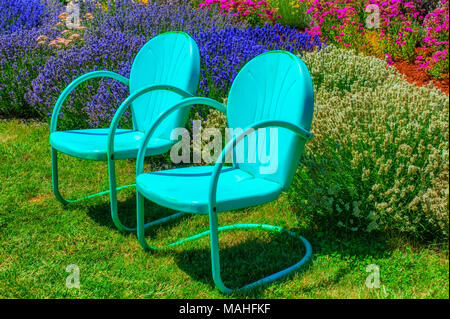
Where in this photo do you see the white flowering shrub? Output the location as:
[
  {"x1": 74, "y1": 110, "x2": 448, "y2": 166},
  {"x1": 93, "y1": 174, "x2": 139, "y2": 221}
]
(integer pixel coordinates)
[
  {"x1": 200, "y1": 46, "x2": 448, "y2": 240},
  {"x1": 290, "y1": 46, "x2": 449, "y2": 241}
]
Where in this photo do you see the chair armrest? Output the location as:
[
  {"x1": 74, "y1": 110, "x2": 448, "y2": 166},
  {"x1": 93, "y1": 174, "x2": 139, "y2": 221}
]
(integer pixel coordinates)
[
  {"x1": 207, "y1": 120, "x2": 313, "y2": 212},
  {"x1": 136, "y1": 97, "x2": 226, "y2": 175},
  {"x1": 107, "y1": 85, "x2": 195, "y2": 160},
  {"x1": 50, "y1": 70, "x2": 129, "y2": 133}
]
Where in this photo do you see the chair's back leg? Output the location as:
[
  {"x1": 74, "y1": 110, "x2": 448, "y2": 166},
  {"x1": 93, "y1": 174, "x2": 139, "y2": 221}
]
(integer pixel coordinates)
[{"x1": 136, "y1": 191, "x2": 149, "y2": 250}]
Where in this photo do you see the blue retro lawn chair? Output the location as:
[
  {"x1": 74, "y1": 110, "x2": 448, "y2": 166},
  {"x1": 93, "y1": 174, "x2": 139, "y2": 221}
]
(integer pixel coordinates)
[
  {"x1": 50, "y1": 31, "x2": 200, "y2": 231},
  {"x1": 134, "y1": 50, "x2": 315, "y2": 293}
]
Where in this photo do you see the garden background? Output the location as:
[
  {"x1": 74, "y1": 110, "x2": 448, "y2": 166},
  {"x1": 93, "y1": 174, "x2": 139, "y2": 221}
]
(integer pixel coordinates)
[{"x1": 0, "y1": 0, "x2": 448, "y2": 298}]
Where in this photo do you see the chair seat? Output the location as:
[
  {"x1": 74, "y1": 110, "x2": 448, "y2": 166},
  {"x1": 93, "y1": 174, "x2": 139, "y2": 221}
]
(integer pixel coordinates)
[
  {"x1": 136, "y1": 166, "x2": 283, "y2": 214},
  {"x1": 50, "y1": 128, "x2": 173, "y2": 161}
]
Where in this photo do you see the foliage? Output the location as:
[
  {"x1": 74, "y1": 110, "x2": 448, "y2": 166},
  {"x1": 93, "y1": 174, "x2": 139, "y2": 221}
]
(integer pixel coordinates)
[
  {"x1": 0, "y1": 0, "x2": 63, "y2": 117},
  {"x1": 0, "y1": 0, "x2": 45, "y2": 34},
  {"x1": 302, "y1": 0, "x2": 425, "y2": 60},
  {"x1": 300, "y1": 0, "x2": 449, "y2": 78},
  {"x1": 1, "y1": 0, "x2": 322, "y2": 128},
  {"x1": 267, "y1": 0, "x2": 311, "y2": 29},
  {"x1": 0, "y1": 119, "x2": 448, "y2": 298},
  {"x1": 195, "y1": 24, "x2": 322, "y2": 100},
  {"x1": 419, "y1": 0, "x2": 449, "y2": 77},
  {"x1": 199, "y1": 0, "x2": 280, "y2": 25},
  {"x1": 290, "y1": 45, "x2": 449, "y2": 241}
]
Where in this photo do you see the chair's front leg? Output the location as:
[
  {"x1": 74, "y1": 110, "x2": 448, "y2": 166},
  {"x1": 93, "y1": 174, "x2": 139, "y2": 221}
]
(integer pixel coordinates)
[
  {"x1": 208, "y1": 208, "x2": 233, "y2": 294},
  {"x1": 207, "y1": 208, "x2": 313, "y2": 294},
  {"x1": 51, "y1": 146, "x2": 135, "y2": 227},
  {"x1": 136, "y1": 191, "x2": 187, "y2": 250},
  {"x1": 51, "y1": 148, "x2": 69, "y2": 205},
  {"x1": 107, "y1": 157, "x2": 136, "y2": 232}
]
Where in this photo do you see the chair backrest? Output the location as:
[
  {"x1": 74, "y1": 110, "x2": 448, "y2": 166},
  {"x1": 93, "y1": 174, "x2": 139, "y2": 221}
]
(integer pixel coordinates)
[
  {"x1": 129, "y1": 31, "x2": 200, "y2": 138},
  {"x1": 226, "y1": 51, "x2": 314, "y2": 190}
]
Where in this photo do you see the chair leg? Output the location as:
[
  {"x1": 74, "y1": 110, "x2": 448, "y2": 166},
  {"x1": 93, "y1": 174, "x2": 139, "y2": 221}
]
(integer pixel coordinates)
[
  {"x1": 137, "y1": 191, "x2": 187, "y2": 250},
  {"x1": 135, "y1": 189, "x2": 312, "y2": 293},
  {"x1": 207, "y1": 208, "x2": 313, "y2": 293},
  {"x1": 52, "y1": 148, "x2": 182, "y2": 232},
  {"x1": 51, "y1": 147, "x2": 135, "y2": 230},
  {"x1": 107, "y1": 158, "x2": 134, "y2": 232},
  {"x1": 208, "y1": 207, "x2": 230, "y2": 293},
  {"x1": 52, "y1": 147, "x2": 135, "y2": 201},
  {"x1": 51, "y1": 147, "x2": 69, "y2": 205}
]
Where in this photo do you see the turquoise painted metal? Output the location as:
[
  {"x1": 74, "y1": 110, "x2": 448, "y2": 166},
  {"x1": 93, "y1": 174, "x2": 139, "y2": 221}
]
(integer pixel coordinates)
[
  {"x1": 50, "y1": 31, "x2": 200, "y2": 231},
  {"x1": 134, "y1": 51, "x2": 315, "y2": 293}
]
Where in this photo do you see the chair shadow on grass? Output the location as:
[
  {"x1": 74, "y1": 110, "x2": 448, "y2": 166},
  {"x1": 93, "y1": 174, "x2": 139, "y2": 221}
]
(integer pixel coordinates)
[
  {"x1": 84, "y1": 193, "x2": 184, "y2": 232},
  {"x1": 82, "y1": 195, "x2": 312, "y2": 296},
  {"x1": 84, "y1": 195, "x2": 390, "y2": 297},
  {"x1": 171, "y1": 231, "x2": 315, "y2": 297},
  {"x1": 171, "y1": 226, "x2": 390, "y2": 297}
]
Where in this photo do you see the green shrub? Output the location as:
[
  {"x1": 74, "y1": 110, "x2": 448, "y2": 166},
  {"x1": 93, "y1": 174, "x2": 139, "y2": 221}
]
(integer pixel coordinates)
[
  {"x1": 290, "y1": 46, "x2": 449, "y2": 242},
  {"x1": 268, "y1": 0, "x2": 310, "y2": 29}
]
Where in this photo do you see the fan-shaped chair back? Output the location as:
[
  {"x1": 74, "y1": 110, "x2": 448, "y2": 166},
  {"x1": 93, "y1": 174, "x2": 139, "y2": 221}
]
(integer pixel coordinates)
[
  {"x1": 129, "y1": 31, "x2": 200, "y2": 138},
  {"x1": 226, "y1": 51, "x2": 314, "y2": 190}
]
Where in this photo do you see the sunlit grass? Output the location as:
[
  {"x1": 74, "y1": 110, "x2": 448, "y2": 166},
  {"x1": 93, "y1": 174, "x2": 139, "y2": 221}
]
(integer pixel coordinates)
[{"x1": 0, "y1": 119, "x2": 447, "y2": 298}]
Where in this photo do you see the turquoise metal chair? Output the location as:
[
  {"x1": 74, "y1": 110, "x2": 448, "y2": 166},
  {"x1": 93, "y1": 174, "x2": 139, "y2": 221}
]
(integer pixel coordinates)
[
  {"x1": 50, "y1": 31, "x2": 200, "y2": 231},
  {"x1": 134, "y1": 50, "x2": 315, "y2": 293}
]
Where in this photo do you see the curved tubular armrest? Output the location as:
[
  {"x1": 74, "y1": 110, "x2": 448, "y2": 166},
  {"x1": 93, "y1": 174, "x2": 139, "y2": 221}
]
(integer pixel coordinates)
[
  {"x1": 50, "y1": 71, "x2": 129, "y2": 133},
  {"x1": 136, "y1": 97, "x2": 227, "y2": 175},
  {"x1": 107, "y1": 85, "x2": 196, "y2": 160},
  {"x1": 208, "y1": 120, "x2": 313, "y2": 212}
]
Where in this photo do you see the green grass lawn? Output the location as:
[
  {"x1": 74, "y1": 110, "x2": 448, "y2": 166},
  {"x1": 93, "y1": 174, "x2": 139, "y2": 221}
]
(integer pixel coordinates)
[{"x1": 0, "y1": 119, "x2": 448, "y2": 298}]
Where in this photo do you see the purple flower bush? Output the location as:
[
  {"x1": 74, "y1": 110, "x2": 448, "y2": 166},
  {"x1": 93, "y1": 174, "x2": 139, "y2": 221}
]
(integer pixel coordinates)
[
  {"x1": 195, "y1": 24, "x2": 323, "y2": 97},
  {"x1": 24, "y1": 0, "x2": 238, "y2": 128},
  {"x1": 26, "y1": 29, "x2": 140, "y2": 128},
  {"x1": 2, "y1": 0, "x2": 321, "y2": 128},
  {"x1": 0, "y1": 27, "x2": 51, "y2": 118},
  {"x1": 0, "y1": 0, "x2": 45, "y2": 34},
  {"x1": 0, "y1": 0, "x2": 63, "y2": 117}
]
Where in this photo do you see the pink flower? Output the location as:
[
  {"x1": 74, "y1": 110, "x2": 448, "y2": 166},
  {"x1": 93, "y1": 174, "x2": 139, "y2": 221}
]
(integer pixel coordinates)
[{"x1": 385, "y1": 54, "x2": 394, "y2": 65}]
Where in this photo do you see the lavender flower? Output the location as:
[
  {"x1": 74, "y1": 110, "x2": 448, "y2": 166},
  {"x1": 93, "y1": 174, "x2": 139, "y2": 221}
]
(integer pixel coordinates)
[
  {"x1": 3, "y1": 0, "x2": 323, "y2": 128},
  {"x1": 0, "y1": 0, "x2": 45, "y2": 34}
]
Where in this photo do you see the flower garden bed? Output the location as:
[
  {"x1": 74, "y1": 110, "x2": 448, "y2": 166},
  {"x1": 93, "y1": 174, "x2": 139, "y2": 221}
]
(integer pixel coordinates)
[
  {"x1": 0, "y1": 0, "x2": 448, "y2": 299},
  {"x1": 392, "y1": 58, "x2": 449, "y2": 94}
]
